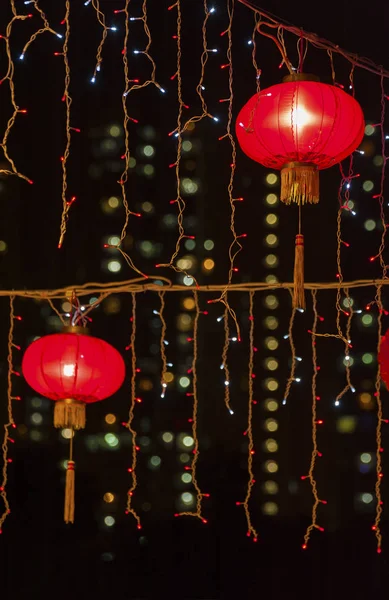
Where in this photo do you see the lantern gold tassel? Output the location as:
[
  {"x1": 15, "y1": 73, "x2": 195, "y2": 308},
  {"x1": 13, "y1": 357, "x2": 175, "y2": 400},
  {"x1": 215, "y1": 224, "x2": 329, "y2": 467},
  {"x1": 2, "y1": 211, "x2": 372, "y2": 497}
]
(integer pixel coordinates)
[
  {"x1": 293, "y1": 234, "x2": 305, "y2": 310},
  {"x1": 64, "y1": 460, "x2": 75, "y2": 524},
  {"x1": 54, "y1": 399, "x2": 86, "y2": 430},
  {"x1": 281, "y1": 163, "x2": 319, "y2": 205}
]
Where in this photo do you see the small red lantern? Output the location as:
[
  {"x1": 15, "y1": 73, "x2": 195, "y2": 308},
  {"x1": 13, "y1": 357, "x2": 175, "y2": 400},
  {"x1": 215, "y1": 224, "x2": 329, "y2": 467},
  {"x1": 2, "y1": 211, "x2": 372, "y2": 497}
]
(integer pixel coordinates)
[
  {"x1": 379, "y1": 330, "x2": 389, "y2": 389},
  {"x1": 22, "y1": 326, "x2": 125, "y2": 522},
  {"x1": 236, "y1": 74, "x2": 365, "y2": 308}
]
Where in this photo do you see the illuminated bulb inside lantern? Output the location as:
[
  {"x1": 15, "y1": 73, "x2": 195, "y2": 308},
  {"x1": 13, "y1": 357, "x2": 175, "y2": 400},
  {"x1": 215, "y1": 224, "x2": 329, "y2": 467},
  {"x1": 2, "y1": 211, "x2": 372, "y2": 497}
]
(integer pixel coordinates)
[
  {"x1": 291, "y1": 105, "x2": 313, "y2": 129},
  {"x1": 63, "y1": 364, "x2": 75, "y2": 377}
]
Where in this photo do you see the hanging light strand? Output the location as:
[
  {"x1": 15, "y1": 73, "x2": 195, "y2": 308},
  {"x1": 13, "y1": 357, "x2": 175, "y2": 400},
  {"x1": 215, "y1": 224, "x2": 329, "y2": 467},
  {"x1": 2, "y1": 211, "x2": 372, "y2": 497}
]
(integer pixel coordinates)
[
  {"x1": 157, "y1": 0, "x2": 188, "y2": 277},
  {"x1": 0, "y1": 8, "x2": 33, "y2": 183},
  {"x1": 125, "y1": 292, "x2": 141, "y2": 529},
  {"x1": 115, "y1": 0, "x2": 149, "y2": 277},
  {"x1": 57, "y1": 0, "x2": 74, "y2": 249},
  {"x1": 90, "y1": 0, "x2": 109, "y2": 82},
  {"x1": 221, "y1": 302, "x2": 233, "y2": 413},
  {"x1": 0, "y1": 297, "x2": 16, "y2": 534},
  {"x1": 175, "y1": 291, "x2": 206, "y2": 522},
  {"x1": 21, "y1": 1, "x2": 60, "y2": 58},
  {"x1": 238, "y1": 291, "x2": 258, "y2": 541},
  {"x1": 373, "y1": 285, "x2": 383, "y2": 553},
  {"x1": 158, "y1": 291, "x2": 168, "y2": 398},
  {"x1": 208, "y1": 0, "x2": 241, "y2": 336},
  {"x1": 302, "y1": 290, "x2": 325, "y2": 549},
  {"x1": 282, "y1": 303, "x2": 296, "y2": 406}
]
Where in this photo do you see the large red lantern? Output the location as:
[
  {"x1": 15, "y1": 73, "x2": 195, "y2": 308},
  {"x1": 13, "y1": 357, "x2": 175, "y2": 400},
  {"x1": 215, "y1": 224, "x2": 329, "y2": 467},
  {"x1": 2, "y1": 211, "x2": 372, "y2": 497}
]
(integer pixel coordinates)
[
  {"x1": 236, "y1": 74, "x2": 365, "y2": 308},
  {"x1": 22, "y1": 326, "x2": 125, "y2": 522},
  {"x1": 378, "y1": 330, "x2": 389, "y2": 389}
]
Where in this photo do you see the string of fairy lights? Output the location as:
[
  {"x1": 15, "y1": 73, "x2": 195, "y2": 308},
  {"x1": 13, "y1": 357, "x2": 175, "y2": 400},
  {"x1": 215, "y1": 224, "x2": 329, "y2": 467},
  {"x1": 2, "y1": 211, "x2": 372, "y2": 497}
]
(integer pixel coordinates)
[{"x1": 0, "y1": 0, "x2": 388, "y2": 552}]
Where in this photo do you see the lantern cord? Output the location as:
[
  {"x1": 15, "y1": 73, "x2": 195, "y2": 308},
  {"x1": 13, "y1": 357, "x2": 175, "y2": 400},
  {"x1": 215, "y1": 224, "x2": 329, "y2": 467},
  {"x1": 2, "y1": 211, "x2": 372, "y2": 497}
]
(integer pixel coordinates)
[
  {"x1": 298, "y1": 204, "x2": 302, "y2": 235},
  {"x1": 69, "y1": 430, "x2": 74, "y2": 462},
  {"x1": 0, "y1": 296, "x2": 16, "y2": 533},
  {"x1": 374, "y1": 285, "x2": 383, "y2": 553},
  {"x1": 238, "y1": 0, "x2": 389, "y2": 79}
]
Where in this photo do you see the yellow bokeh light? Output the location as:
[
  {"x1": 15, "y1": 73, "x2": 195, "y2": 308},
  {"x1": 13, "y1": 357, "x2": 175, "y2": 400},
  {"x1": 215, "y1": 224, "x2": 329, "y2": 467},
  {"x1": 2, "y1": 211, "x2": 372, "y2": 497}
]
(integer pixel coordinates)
[
  {"x1": 182, "y1": 297, "x2": 195, "y2": 310},
  {"x1": 265, "y1": 399, "x2": 278, "y2": 412},
  {"x1": 203, "y1": 258, "x2": 215, "y2": 271},
  {"x1": 108, "y1": 196, "x2": 120, "y2": 208},
  {"x1": 266, "y1": 193, "x2": 278, "y2": 205},
  {"x1": 265, "y1": 213, "x2": 278, "y2": 226},
  {"x1": 266, "y1": 173, "x2": 278, "y2": 185},
  {"x1": 265, "y1": 418, "x2": 278, "y2": 432},
  {"x1": 139, "y1": 378, "x2": 153, "y2": 391},
  {"x1": 265, "y1": 337, "x2": 278, "y2": 351},
  {"x1": 163, "y1": 372, "x2": 174, "y2": 383},
  {"x1": 262, "y1": 501, "x2": 278, "y2": 515},
  {"x1": 263, "y1": 480, "x2": 278, "y2": 494},
  {"x1": 105, "y1": 414, "x2": 116, "y2": 425},
  {"x1": 264, "y1": 460, "x2": 278, "y2": 473},
  {"x1": 103, "y1": 492, "x2": 115, "y2": 503},
  {"x1": 264, "y1": 438, "x2": 278, "y2": 452}
]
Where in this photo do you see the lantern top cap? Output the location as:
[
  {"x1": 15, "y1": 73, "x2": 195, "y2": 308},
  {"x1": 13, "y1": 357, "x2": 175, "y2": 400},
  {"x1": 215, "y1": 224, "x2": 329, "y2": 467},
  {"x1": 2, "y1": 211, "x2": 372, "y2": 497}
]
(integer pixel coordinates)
[
  {"x1": 282, "y1": 73, "x2": 320, "y2": 83},
  {"x1": 62, "y1": 325, "x2": 90, "y2": 335}
]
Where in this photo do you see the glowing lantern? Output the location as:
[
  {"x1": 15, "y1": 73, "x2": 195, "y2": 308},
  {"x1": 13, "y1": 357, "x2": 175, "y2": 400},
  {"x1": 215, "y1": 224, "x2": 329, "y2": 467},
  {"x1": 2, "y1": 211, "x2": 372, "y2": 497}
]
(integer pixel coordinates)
[
  {"x1": 22, "y1": 326, "x2": 125, "y2": 523},
  {"x1": 236, "y1": 74, "x2": 365, "y2": 308}
]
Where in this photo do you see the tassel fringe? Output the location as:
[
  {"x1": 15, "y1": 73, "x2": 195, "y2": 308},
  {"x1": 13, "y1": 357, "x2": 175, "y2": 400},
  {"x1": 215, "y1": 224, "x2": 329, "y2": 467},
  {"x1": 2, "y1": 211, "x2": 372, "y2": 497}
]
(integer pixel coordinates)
[
  {"x1": 54, "y1": 400, "x2": 86, "y2": 430},
  {"x1": 64, "y1": 460, "x2": 75, "y2": 524},
  {"x1": 281, "y1": 163, "x2": 319, "y2": 205},
  {"x1": 293, "y1": 234, "x2": 305, "y2": 310}
]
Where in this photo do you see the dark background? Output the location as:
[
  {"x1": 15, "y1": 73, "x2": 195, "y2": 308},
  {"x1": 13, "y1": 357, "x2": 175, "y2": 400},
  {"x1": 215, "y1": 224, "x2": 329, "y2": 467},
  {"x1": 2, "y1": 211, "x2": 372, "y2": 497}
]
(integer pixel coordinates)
[{"x1": 0, "y1": 0, "x2": 388, "y2": 598}]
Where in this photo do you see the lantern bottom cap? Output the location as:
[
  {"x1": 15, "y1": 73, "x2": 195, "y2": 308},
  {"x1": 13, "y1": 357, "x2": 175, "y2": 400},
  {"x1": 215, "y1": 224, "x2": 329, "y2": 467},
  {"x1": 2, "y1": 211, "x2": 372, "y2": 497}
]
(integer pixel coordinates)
[
  {"x1": 281, "y1": 163, "x2": 319, "y2": 205},
  {"x1": 54, "y1": 399, "x2": 86, "y2": 430}
]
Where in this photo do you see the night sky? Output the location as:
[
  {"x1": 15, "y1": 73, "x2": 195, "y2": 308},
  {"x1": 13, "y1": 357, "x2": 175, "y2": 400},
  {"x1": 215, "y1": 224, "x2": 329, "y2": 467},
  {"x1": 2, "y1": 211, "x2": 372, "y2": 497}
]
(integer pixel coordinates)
[{"x1": 0, "y1": 1, "x2": 389, "y2": 598}]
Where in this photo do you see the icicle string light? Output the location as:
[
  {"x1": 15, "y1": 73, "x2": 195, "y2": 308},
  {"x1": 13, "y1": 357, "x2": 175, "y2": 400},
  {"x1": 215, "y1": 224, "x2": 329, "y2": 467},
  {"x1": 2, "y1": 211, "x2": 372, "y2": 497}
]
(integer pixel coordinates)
[
  {"x1": 375, "y1": 75, "x2": 387, "y2": 277},
  {"x1": 302, "y1": 290, "x2": 324, "y2": 549},
  {"x1": 180, "y1": 0, "x2": 214, "y2": 133},
  {"x1": 282, "y1": 302, "x2": 296, "y2": 406},
  {"x1": 90, "y1": 0, "x2": 109, "y2": 82},
  {"x1": 158, "y1": 1, "x2": 188, "y2": 275},
  {"x1": 125, "y1": 293, "x2": 141, "y2": 529},
  {"x1": 57, "y1": 0, "x2": 73, "y2": 249},
  {"x1": 0, "y1": 297, "x2": 16, "y2": 533},
  {"x1": 158, "y1": 291, "x2": 168, "y2": 398},
  {"x1": 1, "y1": 278, "x2": 389, "y2": 300},
  {"x1": 221, "y1": 302, "x2": 233, "y2": 413},
  {"x1": 0, "y1": 9, "x2": 34, "y2": 183},
  {"x1": 175, "y1": 291, "x2": 205, "y2": 522},
  {"x1": 209, "y1": 0, "x2": 241, "y2": 335},
  {"x1": 250, "y1": 12, "x2": 261, "y2": 91},
  {"x1": 21, "y1": 1, "x2": 60, "y2": 58},
  {"x1": 373, "y1": 285, "x2": 383, "y2": 553},
  {"x1": 239, "y1": 291, "x2": 258, "y2": 541},
  {"x1": 239, "y1": 1, "x2": 389, "y2": 78}
]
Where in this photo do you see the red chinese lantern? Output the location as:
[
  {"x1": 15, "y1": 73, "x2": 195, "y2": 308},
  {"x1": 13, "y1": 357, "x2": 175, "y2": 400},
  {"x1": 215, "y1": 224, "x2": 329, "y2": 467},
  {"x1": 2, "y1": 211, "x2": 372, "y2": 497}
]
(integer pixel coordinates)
[
  {"x1": 22, "y1": 326, "x2": 125, "y2": 523},
  {"x1": 378, "y1": 330, "x2": 389, "y2": 389},
  {"x1": 236, "y1": 74, "x2": 365, "y2": 308}
]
